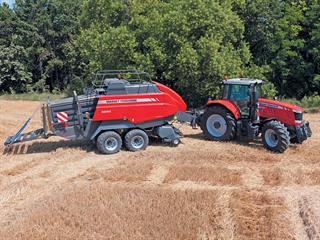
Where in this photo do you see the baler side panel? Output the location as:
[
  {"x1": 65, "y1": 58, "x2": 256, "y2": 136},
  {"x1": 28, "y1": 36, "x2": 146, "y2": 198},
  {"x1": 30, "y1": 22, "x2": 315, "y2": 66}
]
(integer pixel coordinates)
[
  {"x1": 93, "y1": 93, "x2": 181, "y2": 124},
  {"x1": 153, "y1": 81, "x2": 187, "y2": 112}
]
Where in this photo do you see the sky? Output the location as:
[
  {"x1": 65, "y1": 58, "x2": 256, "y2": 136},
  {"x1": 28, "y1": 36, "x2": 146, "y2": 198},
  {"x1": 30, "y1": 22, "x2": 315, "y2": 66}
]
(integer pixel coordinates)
[{"x1": 0, "y1": 0, "x2": 15, "y2": 7}]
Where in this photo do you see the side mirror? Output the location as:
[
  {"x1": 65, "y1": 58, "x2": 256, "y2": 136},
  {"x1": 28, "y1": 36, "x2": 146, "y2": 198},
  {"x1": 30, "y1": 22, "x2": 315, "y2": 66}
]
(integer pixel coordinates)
[
  {"x1": 269, "y1": 83, "x2": 272, "y2": 91},
  {"x1": 253, "y1": 91, "x2": 259, "y2": 102}
]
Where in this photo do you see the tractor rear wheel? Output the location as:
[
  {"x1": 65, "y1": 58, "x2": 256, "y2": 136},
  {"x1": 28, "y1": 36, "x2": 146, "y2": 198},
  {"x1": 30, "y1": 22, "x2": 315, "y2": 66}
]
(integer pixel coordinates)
[
  {"x1": 261, "y1": 121, "x2": 290, "y2": 153},
  {"x1": 96, "y1": 131, "x2": 122, "y2": 154},
  {"x1": 201, "y1": 105, "x2": 236, "y2": 141},
  {"x1": 124, "y1": 129, "x2": 149, "y2": 152}
]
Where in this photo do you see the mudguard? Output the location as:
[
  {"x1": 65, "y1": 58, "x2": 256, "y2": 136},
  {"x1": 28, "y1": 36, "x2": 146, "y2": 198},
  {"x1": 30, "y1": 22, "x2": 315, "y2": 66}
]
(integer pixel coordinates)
[{"x1": 206, "y1": 99, "x2": 241, "y2": 119}]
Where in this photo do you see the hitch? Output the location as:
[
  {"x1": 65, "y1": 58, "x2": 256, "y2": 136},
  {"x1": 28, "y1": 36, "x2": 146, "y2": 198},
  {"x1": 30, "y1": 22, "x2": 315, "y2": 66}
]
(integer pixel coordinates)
[{"x1": 176, "y1": 110, "x2": 202, "y2": 129}]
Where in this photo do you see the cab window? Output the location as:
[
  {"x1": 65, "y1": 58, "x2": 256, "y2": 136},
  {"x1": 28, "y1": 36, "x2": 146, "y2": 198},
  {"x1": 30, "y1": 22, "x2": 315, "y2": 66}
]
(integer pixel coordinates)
[
  {"x1": 229, "y1": 84, "x2": 249, "y2": 101},
  {"x1": 226, "y1": 84, "x2": 250, "y2": 116}
]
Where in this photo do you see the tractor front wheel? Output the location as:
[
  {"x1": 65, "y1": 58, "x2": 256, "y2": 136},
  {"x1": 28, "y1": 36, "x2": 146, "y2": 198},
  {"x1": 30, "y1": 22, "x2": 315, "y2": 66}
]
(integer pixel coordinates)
[
  {"x1": 96, "y1": 131, "x2": 122, "y2": 154},
  {"x1": 201, "y1": 105, "x2": 236, "y2": 141},
  {"x1": 261, "y1": 121, "x2": 290, "y2": 153}
]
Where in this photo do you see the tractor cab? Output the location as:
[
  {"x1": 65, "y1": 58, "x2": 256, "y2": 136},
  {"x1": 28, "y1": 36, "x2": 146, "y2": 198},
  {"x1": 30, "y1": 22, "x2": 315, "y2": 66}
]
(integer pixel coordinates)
[{"x1": 222, "y1": 79, "x2": 262, "y2": 120}]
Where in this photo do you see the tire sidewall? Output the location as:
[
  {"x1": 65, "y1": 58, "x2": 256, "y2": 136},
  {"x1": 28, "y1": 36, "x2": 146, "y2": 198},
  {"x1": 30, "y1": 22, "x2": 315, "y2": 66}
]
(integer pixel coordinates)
[
  {"x1": 125, "y1": 129, "x2": 149, "y2": 151},
  {"x1": 262, "y1": 121, "x2": 289, "y2": 153},
  {"x1": 97, "y1": 131, "x2": 122, "y2": 154},
  {"x1": 201, "y1": 106, "x2": 235, "y2": 141}
]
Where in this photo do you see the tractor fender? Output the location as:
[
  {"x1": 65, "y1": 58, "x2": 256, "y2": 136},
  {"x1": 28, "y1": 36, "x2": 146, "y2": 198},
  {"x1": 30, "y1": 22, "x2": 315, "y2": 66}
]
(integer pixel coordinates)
[
  {"x1": 261, "y1": 117, "x2": 277, "y2": 124},
  {"x1": 258, "y1": 118, "x2": 277, "y2": 130},
  {"x1": 206, "y1": 99, "x2": 241, "y2": 119}
]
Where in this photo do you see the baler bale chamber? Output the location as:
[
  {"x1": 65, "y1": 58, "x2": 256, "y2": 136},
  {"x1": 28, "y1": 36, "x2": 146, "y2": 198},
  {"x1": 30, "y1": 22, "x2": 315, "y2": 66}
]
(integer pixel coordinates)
[{"x1": 48, "y1": 93, "x2": 99, "y2": 141}]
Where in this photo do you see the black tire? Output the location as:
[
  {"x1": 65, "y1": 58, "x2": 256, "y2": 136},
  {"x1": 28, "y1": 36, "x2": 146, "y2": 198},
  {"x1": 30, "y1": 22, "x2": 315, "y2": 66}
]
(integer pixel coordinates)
[
  {"x1": 124, "y1": 129, "x2": 149, "y2": 152},
  {"x1": 290, "y1": 136, "x2": 302, "y2": 144},
  {"x1": 261, "y1": 121, "x2": 290, "y2": 153},
  {"x1": 290, "y1": 123, "x2": 312, "y2": 144},
  {"x1": 96, "y1": 131, "x2": 122, "y2": 154},
  {"x1": 170, "y1": 138, "x2": 180, "y2": 147},
  {"x1": 200, "y1": 105, "x2": 236, "y2": 141}
]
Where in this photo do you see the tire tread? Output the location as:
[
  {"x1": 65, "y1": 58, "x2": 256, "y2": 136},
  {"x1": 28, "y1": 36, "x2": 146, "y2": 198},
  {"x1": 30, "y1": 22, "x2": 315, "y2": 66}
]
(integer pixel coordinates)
[
  {"x1": 96, "y1": 131, "x2": 122, "y2": 154},
  {"x1": 262, "y1": 120, "x2": 290, "y2": 153},
  {"x1": 124, "y1": 129, "x2": 149, "y2": 152},
  {"x1": 200, "y1": 105, "x2": 236, "y2": 141}
]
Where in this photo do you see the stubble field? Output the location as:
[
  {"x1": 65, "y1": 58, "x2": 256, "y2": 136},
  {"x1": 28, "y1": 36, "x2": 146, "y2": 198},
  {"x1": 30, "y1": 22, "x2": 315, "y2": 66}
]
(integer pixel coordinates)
[{"x1": 0, "y1": 100, "x2": 320, "y2": 240}]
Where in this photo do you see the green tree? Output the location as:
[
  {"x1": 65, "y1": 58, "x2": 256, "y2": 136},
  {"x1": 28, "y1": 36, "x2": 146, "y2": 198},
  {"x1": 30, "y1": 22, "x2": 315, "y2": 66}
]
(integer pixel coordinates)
[
  {"x1": 238, "y1": 0, "x2": 320, "y2": 98},
  {"x1": 303, "y1": 0, "x2": 320, "y2": 95},
  {"x1": 13, "y1": 0, "x2": 85, "y2": 92},
  {"x1": 79, "y1": 0, "x2": 254, "y2": 106},
  {"x1": 0, "y1": 3, "x2": 34, "y2": 93}
]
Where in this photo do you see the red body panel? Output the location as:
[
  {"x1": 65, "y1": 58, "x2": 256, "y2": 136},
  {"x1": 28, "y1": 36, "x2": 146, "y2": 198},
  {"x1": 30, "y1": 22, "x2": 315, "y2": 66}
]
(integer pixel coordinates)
[
  {"x1": 258, "y1": 98, "x2": 303, "y2": 126},
  {"x1": 93, "y1": 81, "x2": 187, "y2": 124},
  {"x1": 206, "y1": 99, "x2": 241, "y2": 119},
  {"x1": 207, "y1": 98, "x2": 304, "y2": 127},
  {"x1": 154, "y1": 81, "x2": 187, "y2": 112}
]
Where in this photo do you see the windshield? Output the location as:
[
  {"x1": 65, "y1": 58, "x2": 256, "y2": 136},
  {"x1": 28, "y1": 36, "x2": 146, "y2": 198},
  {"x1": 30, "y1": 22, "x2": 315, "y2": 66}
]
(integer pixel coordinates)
[{"x1": 223, "y1": 84, "x2": 250, "y2": 116}]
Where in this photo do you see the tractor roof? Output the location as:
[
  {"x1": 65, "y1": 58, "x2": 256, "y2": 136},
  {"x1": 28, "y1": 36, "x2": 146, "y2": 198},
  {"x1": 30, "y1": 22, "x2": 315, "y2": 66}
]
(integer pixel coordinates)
[{"x1": 223, "y1": 78, "x2": 263, "y2": 85}]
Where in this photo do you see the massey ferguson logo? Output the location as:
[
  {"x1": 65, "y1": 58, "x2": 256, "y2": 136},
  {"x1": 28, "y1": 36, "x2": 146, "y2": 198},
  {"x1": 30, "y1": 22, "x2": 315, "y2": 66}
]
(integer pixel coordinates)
[
  {"x1": 98, "y1": 98, "x2": 159, "y2": 105},
  {"x1": 259, "y1": 102, "x2": 284, "y2": 110}
]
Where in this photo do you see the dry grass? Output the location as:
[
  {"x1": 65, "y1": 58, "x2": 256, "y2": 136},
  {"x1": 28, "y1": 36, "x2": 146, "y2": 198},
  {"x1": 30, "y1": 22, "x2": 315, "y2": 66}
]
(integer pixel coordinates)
[
  {"x1": 298, "y1": 197, "x2": 320, "y2": 240},
  {"x1": 1, "y1": 100, "x2": 320, "y2": 239},
  {"x1": 0, "y1": 184, "x2": 226, "y2": 240},
  {"x1": 261, "y1": 168, "x2": 320, "y2": 186},
  {"x1": 230, "y1": 189, "x2": 294, "y2": 240},
  {"x1": 164, "y1": 165, "x2": 242, "y2": 186},
  {"x1": 80, "y1": 161, "x2": 154, "y2": 183}
]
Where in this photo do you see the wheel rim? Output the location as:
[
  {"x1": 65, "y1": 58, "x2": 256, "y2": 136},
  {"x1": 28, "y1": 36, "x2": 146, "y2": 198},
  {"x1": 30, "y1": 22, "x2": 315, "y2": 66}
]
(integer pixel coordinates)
[
  {"x1": 131, "y1": 135, "x2": 144, "y2": 149},
  {"x1": 206, "y1": 114, "x2": 227, "y2": 138},
  {"x1": 173, "y1": 139, "x2": 180, "y2": 145},
  {"x1": 104, "y1": 137, "x2": 118, "y2": 151},
  {"x1": 265, "y1": 129, "x2": 278, "y2": 147}
]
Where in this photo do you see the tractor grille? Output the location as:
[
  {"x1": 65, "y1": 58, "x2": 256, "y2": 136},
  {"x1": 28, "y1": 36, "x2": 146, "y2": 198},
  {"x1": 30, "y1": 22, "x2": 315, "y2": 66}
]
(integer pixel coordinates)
[{"x1": 294, "y1": 111, "x2": 303, "y2": 121}]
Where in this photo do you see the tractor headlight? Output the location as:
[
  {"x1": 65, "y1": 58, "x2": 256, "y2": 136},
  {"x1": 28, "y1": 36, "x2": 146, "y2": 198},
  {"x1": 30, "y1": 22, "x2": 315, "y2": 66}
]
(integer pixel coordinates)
[{"x1": 293, "y1": 110, "x2": 303, "y2": 124}]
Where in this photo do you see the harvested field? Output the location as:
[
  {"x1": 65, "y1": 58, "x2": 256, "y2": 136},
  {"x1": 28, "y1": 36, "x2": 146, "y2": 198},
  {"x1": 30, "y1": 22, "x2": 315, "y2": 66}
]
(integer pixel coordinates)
[{"x1": 0, "y1": 100, "x2": 320, "y2": 239}]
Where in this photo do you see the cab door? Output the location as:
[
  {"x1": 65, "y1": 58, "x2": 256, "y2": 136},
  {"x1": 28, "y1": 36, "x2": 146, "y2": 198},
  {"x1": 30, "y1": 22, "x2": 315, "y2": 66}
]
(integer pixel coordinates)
[{"x1": 223, "y1": 84, "x2": 250, "y2": 117}]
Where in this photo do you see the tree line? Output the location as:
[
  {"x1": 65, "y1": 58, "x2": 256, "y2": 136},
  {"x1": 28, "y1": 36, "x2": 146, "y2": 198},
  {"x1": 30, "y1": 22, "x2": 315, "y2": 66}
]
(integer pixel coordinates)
[{"x1": 0, "y1": 0, "x2": 319, "y2": 106}]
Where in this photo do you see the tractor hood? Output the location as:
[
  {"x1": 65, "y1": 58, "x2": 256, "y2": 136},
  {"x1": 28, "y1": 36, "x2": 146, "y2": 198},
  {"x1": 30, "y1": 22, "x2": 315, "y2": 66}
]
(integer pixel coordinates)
[{"x1": 259, "y1": 98, "x2": 304, "y2": 112}]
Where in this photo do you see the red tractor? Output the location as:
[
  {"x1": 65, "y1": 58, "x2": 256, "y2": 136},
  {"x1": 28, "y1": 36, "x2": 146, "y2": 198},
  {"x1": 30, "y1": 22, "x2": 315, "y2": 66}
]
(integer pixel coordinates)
[{"x1": 198, "y1": 79, "x2": 312, "y2": 152}]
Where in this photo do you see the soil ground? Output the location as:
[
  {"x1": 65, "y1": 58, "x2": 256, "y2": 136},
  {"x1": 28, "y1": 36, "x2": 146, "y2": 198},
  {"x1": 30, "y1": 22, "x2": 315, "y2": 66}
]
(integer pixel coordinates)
[{"x1": 0, "y1": 100, "x2": 320, "y2": 240}]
